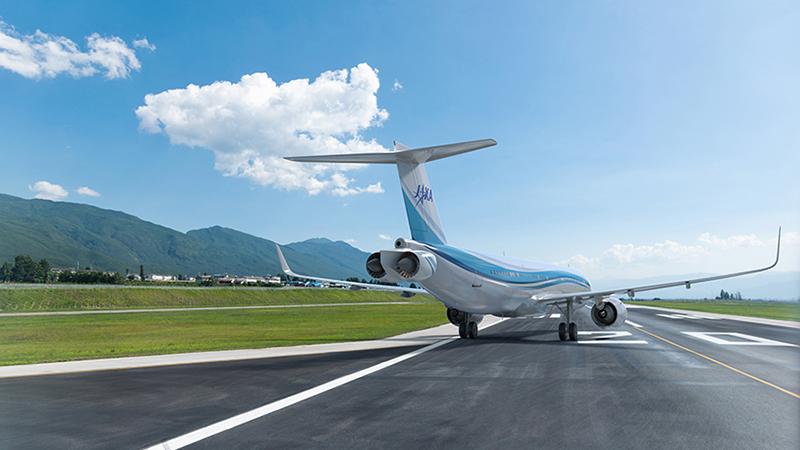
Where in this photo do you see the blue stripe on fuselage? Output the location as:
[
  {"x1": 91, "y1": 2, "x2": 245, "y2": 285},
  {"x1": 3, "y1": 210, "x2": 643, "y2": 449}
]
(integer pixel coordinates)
[{"x1": 425, "y1": 244, "x2": 591, "y2": 289}]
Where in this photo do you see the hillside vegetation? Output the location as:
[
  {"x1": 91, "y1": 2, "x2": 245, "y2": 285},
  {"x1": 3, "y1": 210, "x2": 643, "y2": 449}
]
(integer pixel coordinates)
[{"x1": 0, "y1": 193, "x2": 369, "y2": 278}]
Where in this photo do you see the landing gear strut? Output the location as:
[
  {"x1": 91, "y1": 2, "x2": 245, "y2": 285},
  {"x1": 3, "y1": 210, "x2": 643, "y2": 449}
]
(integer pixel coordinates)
[{"x1": 557, "y1": 301, "x2": 578, "y2": 342}]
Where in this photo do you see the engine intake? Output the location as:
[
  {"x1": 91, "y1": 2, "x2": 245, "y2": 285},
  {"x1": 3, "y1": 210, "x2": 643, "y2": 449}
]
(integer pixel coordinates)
[
  {"x1": 365, "y1": 252, "x2": 386, "y2": 279},
  {"x1": 590, "y1": 296, "x2": 628, "y2": 328},
  {"x1": 393, "y1": 251, "x2": 437, "y2": 280}
]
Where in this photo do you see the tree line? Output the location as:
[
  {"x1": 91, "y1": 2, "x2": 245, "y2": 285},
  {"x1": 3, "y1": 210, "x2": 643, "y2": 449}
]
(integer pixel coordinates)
[
  {"x1": 716, "y1": 289, "x2": 744, "y2": 300},
  {"x1": 0, "y1": 255, "x2": 124, "y2": 284},
  {"x1": 0, "y1": 255, "x2": 51, "y2": 283}
]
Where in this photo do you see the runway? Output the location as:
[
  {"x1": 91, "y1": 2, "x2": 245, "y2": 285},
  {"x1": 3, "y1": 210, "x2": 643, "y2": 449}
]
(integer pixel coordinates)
[{"x1": 1, "y1": 307, "x2": 798, "y2": 449}]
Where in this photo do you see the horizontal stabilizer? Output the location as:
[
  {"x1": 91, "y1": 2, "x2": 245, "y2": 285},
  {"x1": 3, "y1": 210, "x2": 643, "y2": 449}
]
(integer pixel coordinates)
[{"x1": 284, "y1": 139, "x2": 496, "y2": 164}]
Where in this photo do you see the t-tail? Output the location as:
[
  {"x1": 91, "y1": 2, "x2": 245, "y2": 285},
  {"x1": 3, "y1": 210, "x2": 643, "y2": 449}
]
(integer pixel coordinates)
[{"x1": 284, "y1": 139, "x2": 496, "y2": 245}]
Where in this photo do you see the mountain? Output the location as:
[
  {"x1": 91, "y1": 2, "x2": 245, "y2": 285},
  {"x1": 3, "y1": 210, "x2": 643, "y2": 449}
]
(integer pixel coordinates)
[{"x1": 0, "y1": 193, "x2": 370, "y2": 279}]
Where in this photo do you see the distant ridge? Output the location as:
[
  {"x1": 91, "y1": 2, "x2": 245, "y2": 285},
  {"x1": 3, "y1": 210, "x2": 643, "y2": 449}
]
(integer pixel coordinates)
[{"x1": 0, "y1": 193, "x2": 369, "y2": 279}]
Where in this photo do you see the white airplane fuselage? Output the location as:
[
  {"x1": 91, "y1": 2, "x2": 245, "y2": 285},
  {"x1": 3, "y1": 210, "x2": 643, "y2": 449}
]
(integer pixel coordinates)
[{"x1": 402, "y1": 239, "x2": 591, "y2": 317}]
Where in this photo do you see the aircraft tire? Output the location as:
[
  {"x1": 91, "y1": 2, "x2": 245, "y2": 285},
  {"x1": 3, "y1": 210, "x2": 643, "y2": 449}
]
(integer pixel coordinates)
[
  {"x1": 568, "y1": 322, "x2": 578, "y2": 341},
  {"x1": 459, "y1": 322, "x2": 468, "y2": 339},
  {"x1": 558, "y1": 322, "x2": 567, "y2": 341},
  {"x1": 467, "y1": 321, "x2": 478, "y2": 339}
]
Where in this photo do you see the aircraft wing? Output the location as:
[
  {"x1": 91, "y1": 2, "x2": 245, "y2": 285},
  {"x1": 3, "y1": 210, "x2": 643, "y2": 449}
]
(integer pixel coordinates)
[
  {"x1": 537, "y1": 227, "x2": 782, "y2": 304},
  {"x1": 275, "y1": 244, "x2": 429, "y2": 295}
]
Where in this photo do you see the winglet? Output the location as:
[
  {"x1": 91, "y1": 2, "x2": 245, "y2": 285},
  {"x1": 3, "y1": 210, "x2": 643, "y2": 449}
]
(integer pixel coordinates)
[
  {"x1": 773, "y1": 226, "x2": 781, "y2": 268},
  {"x1": 275, "y1": 244, "x2": 296, "y2": 277}
]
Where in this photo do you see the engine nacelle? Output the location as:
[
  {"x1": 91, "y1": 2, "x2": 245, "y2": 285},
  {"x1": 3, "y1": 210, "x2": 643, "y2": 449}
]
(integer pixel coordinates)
[
  {"x1": 590, "y1": 296, "x2": 628, "y2": 328},
  {"x1": 365, "y1": 252, "x2": 386, "y2": 279},
  {"x1": 391, "y1": 250, "x2": 437, "y2": 280},
  {"x1": 366, "y1": 248, "x2": 438, "y2": 282}
]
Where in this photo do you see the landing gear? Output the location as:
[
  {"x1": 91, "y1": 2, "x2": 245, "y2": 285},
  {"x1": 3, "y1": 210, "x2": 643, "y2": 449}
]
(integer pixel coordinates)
[
  {"x1": 452, "y1": 308, "x2": 479, "y2": 339},
  {"x1": 468, "y1": 321, "x2": 478, "y2": 339},
  {"x1": 458, "y1": 320, "x2": 479, "y2": 339},
  {"x1": 558, "y1": 322, "x2": 567, "y2": 341},
  {"x1": 557, "y1": 301, "x2": 579, "y2": 341}
]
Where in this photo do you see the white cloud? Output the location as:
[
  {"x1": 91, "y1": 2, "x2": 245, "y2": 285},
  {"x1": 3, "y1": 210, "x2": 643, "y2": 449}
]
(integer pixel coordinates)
[
  {"x1": 0, "y1": 21, "x2": 143, "y2": 79},
  {"x1": 783, "y1": 231, "x2": 800, "y2": 245},
  {"x1": 698, "y1": 232, "x2": 764, "y2": 249},
  {"x1": 136, "y1": 63, "x2": 389, "y2": 196},
  {"x1": 604, "y1": 240, "x2": 709, "y2": 263},
  {"x1": 378, "y1": 234, "x2": 393, "y2": 241},
  {"x1": 28, "y1": 180, "x2": 68, "y2": 200},
  {"x1": 76, "y1": 186, "x2": 101, "y2": 197},
  {"x1": 556, "y1": 229, "x2": 799, "y2": 277},
  {"x1": 132, "y1": 38, "x2": 156, "y2": 51},
  {"x1": 392, "y1": 79, "x2": 403, "y2": 91},
  {"x1": 344, "y1": 239, "x2": 357, "y2": 245},
  {"x1": 556, "y1": 254, "x2": 598, "y2": 269}
]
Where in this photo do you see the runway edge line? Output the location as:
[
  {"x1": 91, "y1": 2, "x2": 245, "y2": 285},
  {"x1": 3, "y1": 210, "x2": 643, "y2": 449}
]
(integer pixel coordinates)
[{"x1": 143, "y1": 318, "x2": 507, "y2": 450}]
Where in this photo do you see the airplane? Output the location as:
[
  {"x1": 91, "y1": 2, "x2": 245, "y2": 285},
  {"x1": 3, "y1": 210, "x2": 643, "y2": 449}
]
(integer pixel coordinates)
[{"x1": 275, "y1": 139, "x2": 781, "y2": 341}]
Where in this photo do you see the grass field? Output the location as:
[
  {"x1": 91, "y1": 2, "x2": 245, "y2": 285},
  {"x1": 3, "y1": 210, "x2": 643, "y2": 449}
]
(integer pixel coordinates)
[
  {"x1": 0, "y1": 302, "x2": 446, "y2": 366},
  {"x1": 634, "y1": 300, "x2": 800, "y2": 322},
  {"x1": 0, "y1": 286, "x2": 430, "y2": 312}
]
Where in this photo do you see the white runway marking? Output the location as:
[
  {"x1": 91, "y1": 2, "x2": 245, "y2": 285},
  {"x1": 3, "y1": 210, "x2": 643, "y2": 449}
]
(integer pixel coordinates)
[
  {"x1": 682, "y1": 332, "x2": 798, "y2": 347},
  {"x1": 625, "y1": 320, "x2": 643, "y2": 328},
  {"x1": 144, "y1": 319, "x2": 507, "y2": 449},
  {"x1": 549, "y1": 313, "x2": 561, "y2": 318},
  {"x1": 656, "y1": 313, "x2": 714, "y2": 320},
  {"x1": 577, "y1": 331, "x2": 648, "y2": 345}
]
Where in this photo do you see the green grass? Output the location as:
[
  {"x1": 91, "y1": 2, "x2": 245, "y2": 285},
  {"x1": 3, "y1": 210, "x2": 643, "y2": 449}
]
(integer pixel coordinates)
[
  {"x1": 0, "y1": 287, "x2": 434, "y2": 312},
  {"x1": 0, "y1": 303, "x2": 446, "y2": 366},
  {"x1": 634, "y1": 300, "x2": 800, "y2": 322}
]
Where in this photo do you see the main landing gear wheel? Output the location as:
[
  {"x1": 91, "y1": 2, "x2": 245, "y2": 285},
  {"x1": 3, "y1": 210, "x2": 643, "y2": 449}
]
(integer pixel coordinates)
[
  {"x1": 558, "y1": 322, "x2": 567, "y2": 341},
  {"x1": 568, "y1": 322, "x2": 578, "y2": 341},
  {"x1": 467, "y1": 321, "x2": 478, "y2": 339},
  {"x1": 458, "y1": 321, "x2": 479, "y2": 339}
]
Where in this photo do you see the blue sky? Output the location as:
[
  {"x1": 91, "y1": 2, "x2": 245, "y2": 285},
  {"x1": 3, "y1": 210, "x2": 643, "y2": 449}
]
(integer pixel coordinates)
[{"x1": 1, "y1": 0, "x2": 798, "y2": 279}]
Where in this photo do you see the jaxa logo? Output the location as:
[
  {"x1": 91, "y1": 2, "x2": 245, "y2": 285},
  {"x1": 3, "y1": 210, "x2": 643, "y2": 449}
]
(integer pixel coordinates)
[{"x1": 413, "y1": 184, "x2": 433, "y2": 206}]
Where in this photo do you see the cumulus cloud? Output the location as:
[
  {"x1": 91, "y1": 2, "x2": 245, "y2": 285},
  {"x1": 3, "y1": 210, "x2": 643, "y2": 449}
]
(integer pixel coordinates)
[
  {"x1": 136, "y1": 63, "x2": 389, "y2": 196},
  {"x1": 76, "y1": 186, "x2": 101, "y2": 197},
  {"x1": 29, "y1": 180, "x2": 68, "y2": 200},
  {"x1": 378, "y1": 234, "x2": 393, "y2": 241},
  {"x1": 604, "y1": 240, "x2": 709, "y2": 263},
  {"x1": 557, "y1": 230, "x2": 797, "y2": 272},
  {"x1": 132, "y1": 38, "x2": 156, "y2": 51},
  {"x1": 392, "y1": 79, "x2": 403, "y2": 91},
  {"x1": 698, "y1": 232, "x2": 765, "y2": 248},
  {"x1": 0, "y1": 21, "x2": 144, "y2": 79}
]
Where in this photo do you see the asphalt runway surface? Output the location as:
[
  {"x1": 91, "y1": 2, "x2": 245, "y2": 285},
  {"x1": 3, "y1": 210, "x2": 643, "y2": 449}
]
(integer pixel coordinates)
[{"x1": 1, "y1": 307, "x2": 798, "y2": 449}]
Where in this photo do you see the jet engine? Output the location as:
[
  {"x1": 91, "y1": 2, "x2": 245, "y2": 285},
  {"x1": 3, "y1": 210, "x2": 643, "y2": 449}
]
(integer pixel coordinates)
[
  {"x1": 590, "y1": 296, "x2": 628, "y2": 328},
  {"x1": 393, "y1": 250, "x2": 437, "y2": 280},
  {"x1": 365, "y1": 252, "x2": 386, "y2": 279}
]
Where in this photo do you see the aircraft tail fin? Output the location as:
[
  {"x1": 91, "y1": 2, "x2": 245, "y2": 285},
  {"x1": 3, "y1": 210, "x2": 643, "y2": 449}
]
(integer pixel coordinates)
[{"x1": 285, "y1": 139, "x2": 497, "y2": 245}]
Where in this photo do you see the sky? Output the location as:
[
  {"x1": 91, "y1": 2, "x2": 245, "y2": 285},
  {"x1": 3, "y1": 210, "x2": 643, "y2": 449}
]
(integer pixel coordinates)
[{"x1": 0, "y1": 0, "x2": 798, "y2": 281}]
